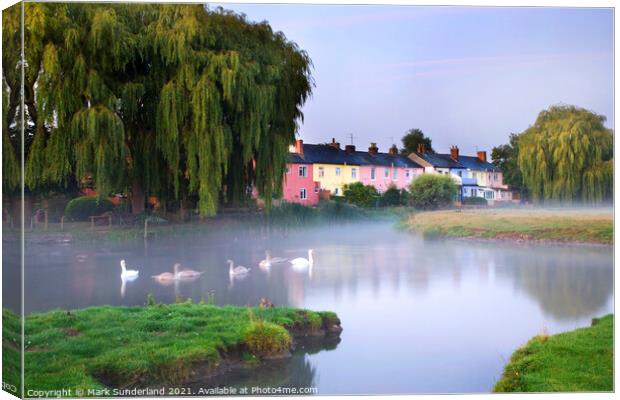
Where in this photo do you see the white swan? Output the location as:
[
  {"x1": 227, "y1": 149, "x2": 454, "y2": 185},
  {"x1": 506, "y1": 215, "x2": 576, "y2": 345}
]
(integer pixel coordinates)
[
  {"x1": 120, "y1": 260, "x2": 139, "y2": 278},
  {"x1": 259, "y1": 251, "x2": 288, "y2": 269},
  {"x1": 228, "y1": 260, "x2": 250, "y2": 276},
  {"x1": 174, "y1": 263, "x2": 202, "y2": 279},
  {"x1": 290, "y1": 249, "x2": 314, "y2": 268}
]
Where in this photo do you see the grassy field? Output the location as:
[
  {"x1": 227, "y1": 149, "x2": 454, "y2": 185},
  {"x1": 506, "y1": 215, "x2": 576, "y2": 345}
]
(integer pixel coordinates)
[
  {"x1": 2, "y1": 303, "x2": 340, "y2": 394},
  {"x1": 406, "y1": 208, "x2": 613, "y2": 244},
  {"x1": 494, "y1": 314, "x2": 613, "y2": 392}
]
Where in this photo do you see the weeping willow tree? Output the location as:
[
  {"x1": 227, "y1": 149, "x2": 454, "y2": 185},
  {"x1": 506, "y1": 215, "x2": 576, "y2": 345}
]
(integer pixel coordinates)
[
  {"x1": 3, "y1": 3, "x2": 312, "y2": 216},
  {"x1": 517, "y1": 105, "x2": 613, "y2": 204}
]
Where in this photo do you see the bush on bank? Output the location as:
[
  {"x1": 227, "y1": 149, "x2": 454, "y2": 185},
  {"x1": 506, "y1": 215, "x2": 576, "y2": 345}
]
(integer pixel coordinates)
[
  {"x1": 408, "y1": 174, "x2": 457, "y2": 210},
  {"x1": 64, "y1": 196, "x2": 115, "y2": 221}
]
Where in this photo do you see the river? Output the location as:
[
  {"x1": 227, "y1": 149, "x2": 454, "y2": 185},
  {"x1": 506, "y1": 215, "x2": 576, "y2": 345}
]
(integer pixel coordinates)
[{"x1": 3, "y1": 221, "x2": 613, "y2": 394}]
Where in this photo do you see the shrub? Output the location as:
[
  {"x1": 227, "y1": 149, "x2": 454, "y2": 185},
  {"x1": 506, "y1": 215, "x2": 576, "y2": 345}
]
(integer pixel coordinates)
[
  {"x1": 64, "y1": 196, "x2": 114, "y2": 221},
  {"x1": 462, "y1": 196, "x2": 488, "y2": 205},
  {"x1": 409, "y1": 174, "x2": 458, "y2": 210},
  {"x1": 380, "y1": 186, "x2": 410, "y2": 206},
  {"x1": 342, "y1": 182, "x2": 378, "y2": 207},
  {"x1": 243, "y1": 320, "x2": 292, "y2": 356}
]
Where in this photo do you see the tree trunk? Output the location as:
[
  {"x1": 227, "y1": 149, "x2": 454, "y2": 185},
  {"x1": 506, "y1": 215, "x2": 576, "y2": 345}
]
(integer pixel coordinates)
[
  {"x1": 131, "y1": 179, "x2": 145, "y2": 215},
  {"x1": 10, "y1": 194, "x2": 33, "y2": 229}
]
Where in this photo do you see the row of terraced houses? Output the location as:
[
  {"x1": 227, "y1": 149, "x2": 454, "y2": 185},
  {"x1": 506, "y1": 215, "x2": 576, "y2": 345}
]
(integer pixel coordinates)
[{"x1": 280, "y1": 139, "x2": 516, "y2": 206}]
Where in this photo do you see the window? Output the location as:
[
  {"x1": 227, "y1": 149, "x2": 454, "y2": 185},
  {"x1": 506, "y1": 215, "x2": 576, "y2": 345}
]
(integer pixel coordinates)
[
  {"x1": 370, "y1": 167, "x2": 376, "y2": 180},
  {"x1": 472, "y1": 188, "x2": 477, "y2": 197},
  {"x1": 299, "y1": 166, "x2": 307, "y2": 177},
  {"x1": 318, "y1": 167, "x2": 325, "y2": 178},
  {"x1": 457, "y1": 171, "x2": 462, "y2": 177},
  {"x1": 351, "y1": 168, "x2": 357, "y2": 179},
  {"x1": 392, "y1": 168, "x2": 397, "y2": 180},
  {"x1": 300, "y1": 188, "x2": 307, "y2": 200},
  {"x1": 335, "y1": 167, "x2": 341, "y2": 176},
  {"x1": 485, "y1": 191, "x2": 494, "y2": 200},
  {"x1": 384, "y1": 168, "x2": 389, "y2": 178},
  {"x1": 405, "y1": 169, "x2": 410, "y2": 179},
  {"x1": 334, "y1": 187, "x2": 339, "y2": 195},
  {"x1": 314, "y1": 183, "x2": 319, "y2": 193},
  {"x1": 494, "y1": 173, "x2": 498, "y2": 181}
]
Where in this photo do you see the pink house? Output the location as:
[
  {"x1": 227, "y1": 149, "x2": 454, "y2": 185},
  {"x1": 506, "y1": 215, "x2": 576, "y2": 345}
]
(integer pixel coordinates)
[
  {"x1": 282, "y1": 140, "x2": 320, "y2": 205},
  {"x1": 351, "y1": 143, "x2": 424, "y2": 193}
]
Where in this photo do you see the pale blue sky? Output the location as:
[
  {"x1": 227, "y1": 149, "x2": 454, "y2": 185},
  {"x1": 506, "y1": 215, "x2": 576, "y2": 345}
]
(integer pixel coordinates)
[{"x1": 210, "y1": 3, "x2": 613, "y2": 155}]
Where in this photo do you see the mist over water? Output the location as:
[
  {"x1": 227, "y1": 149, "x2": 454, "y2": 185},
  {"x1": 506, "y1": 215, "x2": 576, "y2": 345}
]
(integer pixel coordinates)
[{"x1": 4, "y1": 220, "x2": 613, "y2": 393}]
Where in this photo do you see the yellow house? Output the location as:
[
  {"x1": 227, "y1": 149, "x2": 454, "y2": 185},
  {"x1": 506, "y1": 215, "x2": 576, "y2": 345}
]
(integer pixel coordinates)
[
  {"x1": 298, "y1": 140, "x2": 362, "y2": 196},
  {"x1": 313, "y1": 163, "x2": 360, "y2": 196}
]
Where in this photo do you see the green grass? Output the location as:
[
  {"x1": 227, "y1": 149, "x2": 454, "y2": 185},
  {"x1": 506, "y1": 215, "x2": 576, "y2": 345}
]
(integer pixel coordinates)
[
  {"x1": 494, "y1": 315, "x2": 613, "y2": 392},
  {"x1": 406, "y1": 209, "x2": 613, "y2": 244},
  {"x1": 2, "y1": 303, "x2": 340, "y2": 393}
]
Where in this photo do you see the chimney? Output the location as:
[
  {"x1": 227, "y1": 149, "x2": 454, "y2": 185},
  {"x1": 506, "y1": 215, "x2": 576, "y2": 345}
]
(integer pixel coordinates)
[
  {"x1": 330, "y1": 137, "x2": 340, "y2": 149},
  {"x1": 345, "y1": 144, "x2": 356, "y2": 154},
  {"x1": 477, "y1": 151, "x2": 487, "y2": 162},
  {"x1": 450, "y1": 145, "x2": 459, "y2": 161},
  {"x1": 368, "y1": 142, "x2": 379, "y2": 155},
  {"x1": 417, "y1": 143, "x2": 426, "y2": 154},
  {"x1": 388, "y1": 144, "x2": 398, "y2": 156},
  {"x1": 294, "y1": 139, "x2": 304, "y2": 156}
]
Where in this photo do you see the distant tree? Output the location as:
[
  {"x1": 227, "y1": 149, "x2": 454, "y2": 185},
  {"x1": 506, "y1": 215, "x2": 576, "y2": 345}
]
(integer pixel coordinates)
[
  {"x1": 408, "y1": 174, "x2": 457, "y2": 210},
  {"x1": 342, "y1": 182, "x2": 378, "y2": 207},
  {"x1": 491, "y1": 133, "x2": 528, "y2": 199},
  {"x1": 517, "y1": 105, "x2": 613, "y2": 204},
  {"x1": 400, "y1": 128, "x2": 433, "y2": 155}
]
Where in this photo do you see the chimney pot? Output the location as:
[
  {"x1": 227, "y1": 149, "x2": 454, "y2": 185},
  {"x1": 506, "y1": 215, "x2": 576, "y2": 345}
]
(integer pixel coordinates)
[
  {"x1": 389, "y1": 144, "x2": 398, "y2": 156},
  {"x1": 368, "y1": 142, "x2": 379, "y2": 155},
  {"x1": 477, "y1": 151, "x2": 487, "y2": 162},
  {"x1": 330, "y1": 138, "x2": 340, "y2": 149},
  {"x1": 417, "y1": 143, "x2": 426, "y2": 154},
  {"x1": 450, "y1": 145, "x2": 459, "y2": 161},
  {"x1": 295, "y1": 139, "x2": 304, "y2": 156},
  {"x1": 345, "y1": 144, "x2": 356, "y2": 154}
]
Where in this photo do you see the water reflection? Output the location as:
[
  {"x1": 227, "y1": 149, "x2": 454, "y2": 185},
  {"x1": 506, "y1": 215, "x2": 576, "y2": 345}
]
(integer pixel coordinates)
[
  {"x1": 186, "y1": 336, "x2": 340, "y2": 391},
  {"x1": 5, "y1": 221, "x2": 613, "y2": 394},
  {"x1": 120, "y1": 275, "x2": 138, "y2": 298}
]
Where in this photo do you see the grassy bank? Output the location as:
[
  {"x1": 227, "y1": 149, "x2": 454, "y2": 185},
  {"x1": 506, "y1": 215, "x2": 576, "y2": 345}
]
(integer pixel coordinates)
[
  {"x1": 2, "y1": 303, "x2": 341, "y2": 394},
  {"x1": 406, "y1": 209, "x2": 612, "y2": 244},
  {"x1": 494, "y1": 315, "x2": 613, "y2": 392}
]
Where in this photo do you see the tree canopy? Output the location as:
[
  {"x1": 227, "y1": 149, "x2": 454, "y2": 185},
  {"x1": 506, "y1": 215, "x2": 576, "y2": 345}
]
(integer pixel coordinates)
[
  {"x1": 2, "y1": 3, "x2": 313, "y2": 216},
  {"x1": 400, "y1": 128, "x2": 433, "y2": 155},
  {"x1": 517, "y1": 105, "x2": 612, "y2": 204}
]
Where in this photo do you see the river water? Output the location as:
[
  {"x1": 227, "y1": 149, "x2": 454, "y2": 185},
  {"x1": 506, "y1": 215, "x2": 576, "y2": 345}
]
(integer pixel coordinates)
[{"x1": 3, "y1": 221, "x2": 613, "y2": 394}]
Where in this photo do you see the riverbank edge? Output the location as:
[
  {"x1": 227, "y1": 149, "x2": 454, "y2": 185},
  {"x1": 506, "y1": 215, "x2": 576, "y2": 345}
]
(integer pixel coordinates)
[
  {"x1": 4, "y1": 205, "x2": 407, "y2": 245},
  {"x1": 494, "y1": 314, "x2": 613, "y2": 392},
  {"x1": 437, "y1": 235, "x2": 612, "y2": 248},
  {"x1": 2, "y1": 304, "x2": 342, "y2": 394},
  {"x1": 404, "y1": 210, "x2": 613, "y2": 246}
]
